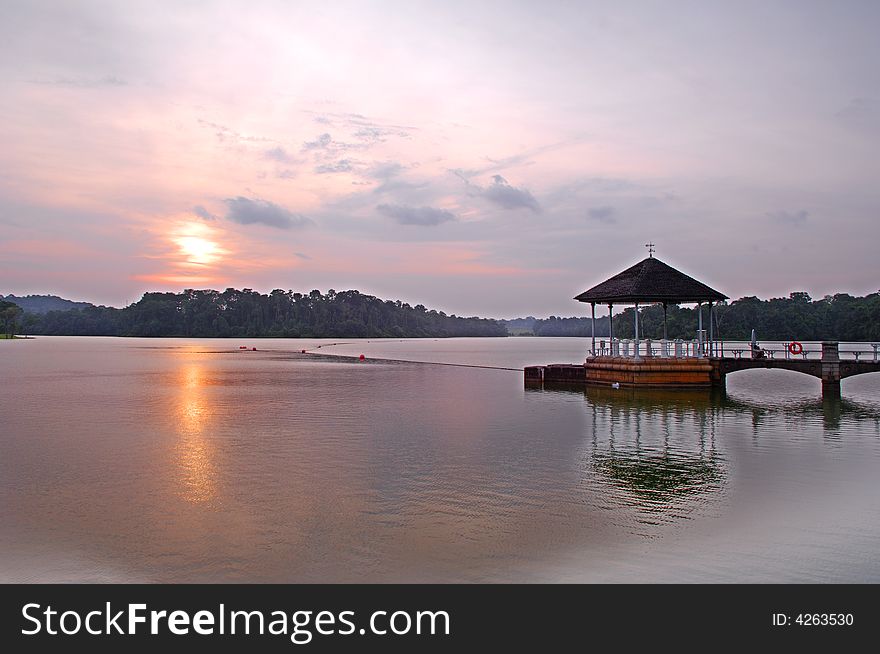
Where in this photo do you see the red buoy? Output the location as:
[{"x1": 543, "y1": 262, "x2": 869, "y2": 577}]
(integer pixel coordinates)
[
  {"x1": 239, "y1": 346, "x2": 247, "y2": 349},
  {"x1": 301, "y1": 349, "x2": 306, "y2": 354},
  {"x1": 252, "y1": 347, "x2": 257, "y2": 351},
  {"x1": 359, "y1": 354, "x2": 365, "y2": 360}
]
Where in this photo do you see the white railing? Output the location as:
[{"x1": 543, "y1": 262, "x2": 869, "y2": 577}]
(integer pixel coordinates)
[
  {"x1": 589, "y1": 340, "x2": 880, "y2": 362},
  {"x1": 589, "y1": 338, "x2": 711, "y2": 359}
]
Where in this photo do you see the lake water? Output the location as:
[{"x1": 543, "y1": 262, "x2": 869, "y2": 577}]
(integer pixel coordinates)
[{"x1": 2, "y1": 336, "x2": 879, "y2": 583}]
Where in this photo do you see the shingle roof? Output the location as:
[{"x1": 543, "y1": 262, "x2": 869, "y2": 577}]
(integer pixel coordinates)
[{"x1": 574, "y1": 256, "x2": 727, "y2": 304}]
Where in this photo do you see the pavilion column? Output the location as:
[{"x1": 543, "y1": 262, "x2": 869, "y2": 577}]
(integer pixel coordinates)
[
  {"x1": 708, "y1": 301, "x2": 714, "y2": 357},
  {"x1": 590, "y1": 303, "x2": 596, "y2": 357},
  {"x1": 634, "y1": 302, "x2": 640, "y2": 359},
  {"x1": 662, "y1": 303, "x2": 668, "y2": 341},
  {"x1": 608, "y1": 304, "x2": 614, "y2": 344},
  {"x1": 697, "y1": 302, "x2": 703, "y2": 357}
]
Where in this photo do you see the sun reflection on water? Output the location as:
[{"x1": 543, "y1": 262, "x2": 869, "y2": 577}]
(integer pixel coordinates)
[{"x1": 174, "y1": 362, "x2": 218, "y2": 504}]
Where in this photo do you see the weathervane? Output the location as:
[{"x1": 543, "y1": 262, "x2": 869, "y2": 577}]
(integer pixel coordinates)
[{"x1": 645, "y1": 242, "x2": 655, "y2": 257}]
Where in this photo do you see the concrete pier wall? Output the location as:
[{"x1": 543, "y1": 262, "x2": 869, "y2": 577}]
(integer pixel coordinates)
[{"x1": 526, "y1": 357, "x2": 715, "y2": 388}]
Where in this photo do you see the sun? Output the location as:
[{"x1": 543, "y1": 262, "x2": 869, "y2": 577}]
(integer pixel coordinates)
[
  {"x1": 171, "y1": 223, "x2": 226, "y2": 266},
  {"x1": 176, "y1": 235, "x2": 219, "y2": 265}
]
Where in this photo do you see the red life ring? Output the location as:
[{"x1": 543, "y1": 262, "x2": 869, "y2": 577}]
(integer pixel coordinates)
[{"x1": 788, "y1": 341, "x2": 803, "y2": 356}]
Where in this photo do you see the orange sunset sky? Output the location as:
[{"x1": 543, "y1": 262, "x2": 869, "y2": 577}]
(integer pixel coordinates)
[{"x1": 1, "y1": 1, "x2": 878, "y2": 317}]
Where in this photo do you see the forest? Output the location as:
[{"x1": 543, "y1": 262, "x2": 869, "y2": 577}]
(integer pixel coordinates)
[
  {"x1": 522, "y1": 292, "x2": 880, "y2": 342},
  {"x1": 8, "y1": 289, "x2": 880, "y2": 341},
  {"x1": 18, "y1": 288, "x2": 506, "y2": 338}
]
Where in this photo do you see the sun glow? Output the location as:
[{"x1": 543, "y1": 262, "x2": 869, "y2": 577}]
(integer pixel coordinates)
[
  {"x1": 176, "y1": 235, "x2": 218, "y2": 264},
  {"x1": 172, "y1": 223, "x2": 226, "y2": 266}
]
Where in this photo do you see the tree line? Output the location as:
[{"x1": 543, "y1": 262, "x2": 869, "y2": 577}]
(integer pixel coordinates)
[
  {"x1": 8, "y1": 289, "x2": 880, "y2": 341},
  {"x1": 519, "y1": 292, "x2": 880, "y2": 342},
  {"x1": 18, "y1": 288, "x2": 506, "y2": 338}
]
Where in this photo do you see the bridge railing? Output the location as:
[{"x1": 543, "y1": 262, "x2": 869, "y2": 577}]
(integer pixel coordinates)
[{"x1": 720, "y1": 342, "x2": 879, "y2": 362}]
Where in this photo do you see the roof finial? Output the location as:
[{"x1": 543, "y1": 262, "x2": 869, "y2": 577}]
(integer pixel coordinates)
[{"x1": 645, "y1": 242, "x2": 655, "y2": 257}]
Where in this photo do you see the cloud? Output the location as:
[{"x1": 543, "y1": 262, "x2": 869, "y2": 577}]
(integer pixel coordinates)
[
  {"x1": 315, "y1": 159, "x2": 355, "y2": 174},
  {"x1": 276, "y1": 169, "x2": 296, "y2": 179},
  {"x1": 377, "y1": 204, "x2": 455, "y2": 226},
  {"x1": 193, "y1": 205, "x2": 217, "y2": 221},
  {"x1": 353, "y1": 125, "x2": 410, "y2": 143},
  {"x1": 362, "y1": 161, "x2": 426, "y2": 194},
  {"x1": 223, "y1": 197, "x2": 312, "y2": 229},
  {"x1": 28, "y1": 75, "x2": 127, "y2": 88},
  {"x1": 302, "y1": 133, "x2": 333, "y2": 151},
  {"x1": 294, "y1": 252, "x2": 311, "y2": 260},
  {"x1": 196, "y1": 119, "x2": 274, "y2": 144},
  {"x1": 767, "y1": 209, "x2": 809, "y2": 225},
  {"x1": 367, "y1": 161, "x2": 405, "y2": 180},
  {"x1": 482, "y1": 175, "x2": 541, "y2": 212},
  {"x1": 264, "y1": 146, "x2": 295, "y2": 163},
  {"x1": 305, "y1": 110, "x2": 415, "y2": 139},
  {"x1": 588, "y1": 206, "x2": 616, "y2": 224},
  {"x1": 453, "y1": 137, "x2": 587, "y2": 179}
]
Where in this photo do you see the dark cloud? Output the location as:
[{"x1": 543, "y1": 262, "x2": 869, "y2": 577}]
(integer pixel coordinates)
[
  {"x1": 767, "y1": 209, "x2": 809, "y2": 225},
  {"x1": 377, "y1": 204, "x2": 455, "y2": 226},
  {"x1": 367, "y1": 161, "x2": 405, "y2": 180},
  {"x1": 588, "y1": 206, "x2": 617, "y2": 224},
  {"x1": 264, "y1": 146, "x2": 295, "y2": 163},
  {"x1": 224, "y1": 196, "x2": 312, "y2": 229},
  {"x1": 315, "y1": 159, "x2": 355, "y2": 174},
  {"x1": 451, "y1": 171, "x2": 541, "y2": 212},
  {"x1": 302, "y1": 133, "x2": 333, "y2": 151},
  {"x1": 483, "y1": 175, "x2": 541, "y2": 212},
  {"x1": 294, "y1": 252, "x2": 311, "y2": 260},
  {"x1": 192, "y1": 205, "x2": 217, "y2": 221},
  {"x1": 364, "y1": 161, "x2": 425, "y2": 194}
]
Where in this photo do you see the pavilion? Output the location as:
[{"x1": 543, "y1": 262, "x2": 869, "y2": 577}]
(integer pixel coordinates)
[
  {"x1": 525, "y1": 251, "x2": 870, "y2": 394},
  {"x1": 574, "y1": 253, "x2": 728, "y2": 359}
]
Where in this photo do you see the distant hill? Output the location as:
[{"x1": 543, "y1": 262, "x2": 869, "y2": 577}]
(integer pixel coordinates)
[{"x1": 1, "y1": 294, "x2": 95, "y2": 314}]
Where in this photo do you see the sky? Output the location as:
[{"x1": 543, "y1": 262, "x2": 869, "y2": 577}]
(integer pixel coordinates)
[{"x1": 0, "y1": 0, "x2": 878, "y2": 318}]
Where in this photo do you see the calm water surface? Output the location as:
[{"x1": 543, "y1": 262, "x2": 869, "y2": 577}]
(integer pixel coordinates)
[{"x1": 2, "y1": 336, "x2": 879, "y2": 582}]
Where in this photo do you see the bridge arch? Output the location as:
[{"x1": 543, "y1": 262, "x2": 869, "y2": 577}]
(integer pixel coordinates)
[
  {"x1": 839, "y1": 363, "x2": 880, "y2": 380},
  {"x1": 717, "y1": 359, "x2": 823, "y2": 380}
]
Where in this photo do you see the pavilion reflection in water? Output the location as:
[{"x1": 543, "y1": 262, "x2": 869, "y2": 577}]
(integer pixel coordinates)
[{"x1": 529, "y1": 384, "x2": 727, "y2": 515}]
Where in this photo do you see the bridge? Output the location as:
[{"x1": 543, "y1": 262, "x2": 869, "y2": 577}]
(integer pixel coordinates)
[{"x1": 712, "y1": 341, "x2": 880, "y2": 396}]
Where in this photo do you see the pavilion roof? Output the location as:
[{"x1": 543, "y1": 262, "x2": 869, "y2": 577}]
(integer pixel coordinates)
[{"x1": 574, "y1": 256, "x2": 727, "y2": 305}]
